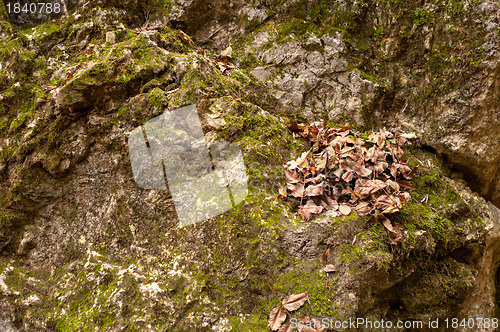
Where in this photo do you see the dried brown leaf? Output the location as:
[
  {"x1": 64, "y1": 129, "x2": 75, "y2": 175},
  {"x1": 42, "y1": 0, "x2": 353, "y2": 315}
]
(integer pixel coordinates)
[
  {"x1": 298, "y1": 200, "x2": 323, "y2": 221},
  {"x1": 388, "y1": 142, "x2": 403, "y2": 160},
  {"x1": 282, "y1": 293, "x2": 309, "y2": 311},
  {"x1": 278, "y1": 184, "x2": 287, "y2": 198},
  {"x1": 287, "y1": 118, "x2": 299, "y2": 132},
  {"x1": 288, "y1": 150, "x2": 311, "y2": 169},
  {"x1": 379, "y1": 213, "x2": 395, "y2": 232},
  {"x1": 388, "y1": 222, "x2": 404, "y2": 245},
  {"x1": 323, "y1": 264, "x2": 337, "y2": 273},
  {"x1": 295, "y1": 317, "x2": 326, "y2": 332},
  {"x1": 379, "y1": 214, "x2": 404, "y2": 245},
  {"x1": 304, "y1": 183, "x2": 324, "y2": 197},
  {"x1": 284, "y1": 167, "x2": 301, "y2": 183},
  {"x1": 314, "y1": 195, "x2": 339, "y2": 210},
  {"x1": 333, "y1": 167, "x2": 343, "y2": 178},
  {"x1": 373, "y1": 161, "x2": 389, "y2": 174},
  {"x1": 401, "y1": 192, "x2": 411, "y2": 202},
  {"x1": 322, "y1": 247, "x2": 330, "y2": 262},
  {"x1": 341, "y1": 171, "x2": 354, "y2": 182},
  {"x1": 287, "y1": 183, "x2": 304, "y2": 198},
  {"x1": 373, "y1": 195, "x2": 400, "y2": 211},
  {"x1": 396, "y1": 179, "x2": 415, "y2": 190},
  {"x1": 219, "y1": 45, "x2": 232, "y2": 59},
  {"x1": 354, "y1": 179, "x2": 387, "y2": 197},
  {"x1": 278, "y1": 322, "x2": 293, "y2": 332},
  {"x1": 339, "y1": 204, "x2": 351, "y2": 215},
  {"x1": 325, "y1": 145, "x2": 338, "y2": 169},
  {"x1": 385, "y1": 179, "x2": 400, "y2": 191},
  {"x1": 304, "y1": 174, "x2": 325, "y2": 185},
  {"x1": 390, "y1": 163, "x2": 413, "y2": 179},
  {"x1": 268, "y1": 305, "x2": 287, "y2": 331},
  {"x1": 382, "y1": 205, "x2": 400, "y2": 214},
  {"x1": 355, "y1": 201, "x2": 372, "y2": 216}
]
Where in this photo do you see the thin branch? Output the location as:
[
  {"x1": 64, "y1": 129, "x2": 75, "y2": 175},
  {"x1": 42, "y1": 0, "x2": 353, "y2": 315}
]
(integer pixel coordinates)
[{"x1": 265, "y1": 277, "x2": 283, "y2": 307}]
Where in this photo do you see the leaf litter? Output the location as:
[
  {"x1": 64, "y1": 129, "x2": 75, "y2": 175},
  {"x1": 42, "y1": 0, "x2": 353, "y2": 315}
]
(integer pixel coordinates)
[
  {"x1": 267, "y1": 292, "x2": 310, "y2": 331},
  {"x1": 266, "y1": 278, "x2": 314, "y2": 331},
  {"x1": 282, "y1": 120, "x2": 417, "y2": 245}
]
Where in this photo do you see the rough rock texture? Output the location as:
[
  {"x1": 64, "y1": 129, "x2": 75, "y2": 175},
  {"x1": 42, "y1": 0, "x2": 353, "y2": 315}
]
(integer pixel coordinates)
[{"x1": 0, "y1": 0, "x2": 499, "y2": 331}]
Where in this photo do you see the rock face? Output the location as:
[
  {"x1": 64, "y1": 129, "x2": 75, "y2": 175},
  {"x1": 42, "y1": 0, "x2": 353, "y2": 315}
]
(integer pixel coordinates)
[
  {"x1": 170, "y1": 0, "x2": 500, "y2": 207},
  {"x1": 0, "y1": 0, "x2": 498, "y2": 331}
]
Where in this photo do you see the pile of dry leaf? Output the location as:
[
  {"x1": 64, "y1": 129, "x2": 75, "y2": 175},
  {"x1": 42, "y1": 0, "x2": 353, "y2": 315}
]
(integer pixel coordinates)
[
  {"x1": 280, "y1": 120, "x2": 417, "y2": 245},
  {"x1": 268, "y1": 292, "x2": 325, "y2": 332}
]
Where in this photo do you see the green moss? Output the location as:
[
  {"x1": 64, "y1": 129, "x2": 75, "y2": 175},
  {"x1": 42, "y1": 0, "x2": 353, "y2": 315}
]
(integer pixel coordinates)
[
  {"x1": 9, "y1": 99, "x2": 35, "y2": 132},
  {"x1": 271, "y1": 261, "x2": 340, "y2": 318},
  {"x1": 37, "y1": 22, "x2": 61, "y2": 36},
  {"x1": 337, "y1": 244, "x2": 364, "y2": 268},
  {"x1": 356, "y1": 69, "x2": 386, "y2": 87},
  {"x1": 228, "y1": 313, "x2": 268, "y2": 330},
  {"x1": 148, "y1": 0, "x2": 172, "y2": 22},
  {"x1": 147, "y1": 87, "x2": 167, "y2": 108},
  {"x1": 0, "y1": 117, "x2": 8, "y2": 132},
  {"x1": 411, "y1": 8, "x2": 434, "y2": 26},
  {"x1": 0, "y1": 38, "x2": 23, "y2": 58}
]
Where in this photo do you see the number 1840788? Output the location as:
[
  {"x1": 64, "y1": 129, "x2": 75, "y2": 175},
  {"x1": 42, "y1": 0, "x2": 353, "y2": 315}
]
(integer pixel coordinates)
[{"x1": 6, "y1": 2, "x2": 61, "y2": 14}]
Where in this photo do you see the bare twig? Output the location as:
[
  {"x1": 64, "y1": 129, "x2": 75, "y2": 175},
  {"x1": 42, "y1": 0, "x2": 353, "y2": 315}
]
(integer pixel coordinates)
[{"x1": 265, "y1": 277, "x2": 283, "y2": 306}]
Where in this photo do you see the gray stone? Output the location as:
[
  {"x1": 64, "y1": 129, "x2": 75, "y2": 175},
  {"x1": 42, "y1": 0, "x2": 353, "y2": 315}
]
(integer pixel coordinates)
[{"x1": 105, "y1": 31, "x2": 116, "y2": 44}]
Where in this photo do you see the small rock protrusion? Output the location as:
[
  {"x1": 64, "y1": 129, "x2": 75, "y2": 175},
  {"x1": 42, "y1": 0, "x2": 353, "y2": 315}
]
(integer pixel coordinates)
[
  {"x1": 17, "y1": 233, "x2": 35, "y2": 256},
  {"x1": 106, "y1": 31, "x2": 116, "y2": 44}
]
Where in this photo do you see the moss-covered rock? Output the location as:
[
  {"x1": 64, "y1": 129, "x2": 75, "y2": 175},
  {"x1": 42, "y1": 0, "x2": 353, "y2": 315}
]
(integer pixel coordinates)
[{"x1": 0, "y1": 1, "x2": 498, "y2": 331}]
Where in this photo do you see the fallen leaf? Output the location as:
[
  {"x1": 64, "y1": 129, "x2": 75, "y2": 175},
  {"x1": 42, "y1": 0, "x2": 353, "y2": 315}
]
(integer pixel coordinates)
[
  {"x1": 382, "y1": 205, "x2": 400, "y2": 214},
  {"x1": 287, "y1": 118, "x2": 299, "y2": 132},
  {"x1": 288, "y1": 150, "x2": 311, "y2": 169},
  {"x1": 373, "y1": 161, "x2": 389, "y2": 174},
  {"x1": 390, "y1": 163, "x2": 413, "y2": 179},
  {"x1": 339, "y1": 204, "x2": 351, "y2": 215},
  {"x1": 396, "y1": 179, "x2": 415, "y2": 190},
  {"x1": 298, "y1": 200, "x2": 323, "y2": 221},
  {"x1": 400, "y1": 192, "x2": 411, "y2": 202},
  {"x1": 355, "y1": 201, "x2": 372, "y2": 215},
  {"x1": 313, "y1": 195, "x2": 339, "y2": 210},
  {"x1": 282, "y1": 293, "x2": 309, "y2": 311},
  {"x1": 284, "y1": 167, "x2": 301, "y2": 183},
  {"x1": 295, "y1": 317, "x2": 326, "y2": 332},
  {"x1": 322, "y1": 247, "x2": 329, "y2": 262},
  {"x1": 373, "y1": 195, "x2": 400, "y2": 211},
  {"x1": 278, "y1": 184, "x2": 287, "y2": 198},
  {"x1": 323, "y1": 264, "x2": 337, "y2": 273},
  {"x1": 278, "y1": 322, "x2": 293, "y2": 332},
  {"x1": 341, "y1": 171, "x2": 354, "y2": 182},
  {"x1": 387, "y1": 222, "x2": 404, "y2": 245},
  {"x1": 304, "y1": 183, "x2": 324, "y2": 196},
  {"x1": 287, "y1": 183, "x2": 304, "y2": 198},
  {"x1": 177, "y1": 29, "x2": 194, "y2": 45},
  {"x1": 268, "y1": 305, "x2": 287, "y2": 331},
  {"x1": 311, "y1": 150, "x2": 327, "y2": 172},
  {"x1": 378, "y1": 213, "x2": 404, "y2": 245},
  {"x1": 354, "y1": 179, "x2": 386, "y2": 197},
  {"x1": 387, "y1": 142, "x2": 403, "y2": 160},
  {"x1": 217, "y1": 45, "x2": 232, "y2": 62},
  {"x1": 379, "y1": 213, "x2": 395, "y2": 232},
  {"x1": 385, "y1": 179, "x2": 400, "y2": 191}
]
